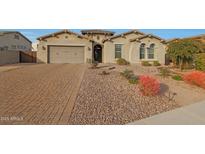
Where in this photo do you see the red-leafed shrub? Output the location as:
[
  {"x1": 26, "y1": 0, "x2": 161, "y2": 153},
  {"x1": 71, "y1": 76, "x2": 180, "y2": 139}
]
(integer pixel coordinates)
[
  {"x1": 183, "y1": 71, "x2": 205, "y2": 89},
  {"x1": 138, "y1": 75, "x2": 160, "y2": 96}
]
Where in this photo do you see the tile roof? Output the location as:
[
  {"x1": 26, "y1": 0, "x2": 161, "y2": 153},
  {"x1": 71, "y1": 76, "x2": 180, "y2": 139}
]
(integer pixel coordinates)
[
  {"x1": 102, "y1": 29, "x2": 145, "y2": 42},
  {"x1": 37, "y1": 29, "x2": 94, "y2": 41},
  {"x1": 130, "y1": 34, "x2": 166, "y2": 43},
  {"x1": 81, "y1": 29, "x2": 115, "y2": 35}
]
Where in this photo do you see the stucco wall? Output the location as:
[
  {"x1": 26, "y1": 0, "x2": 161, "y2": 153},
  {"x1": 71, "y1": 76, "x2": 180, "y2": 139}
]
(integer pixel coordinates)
[
  {"x1": 83, "y1": 33, "x2": 111, "y2": 44},
  {"x1": 0, "y1": 33, "x2": 31, "y2": 51},
  {"x1": 0, "y1": 51, "x2": 19, "y2": 65},
  {"x1": 37, "y1": 33, "x2": 93, "y2": 63},
  {"x1": 103, "y1": 33, "x2": 144, "y2": 63},
  {"x1": 129, "y1": 37, "x2": 166, "y2": 64}
]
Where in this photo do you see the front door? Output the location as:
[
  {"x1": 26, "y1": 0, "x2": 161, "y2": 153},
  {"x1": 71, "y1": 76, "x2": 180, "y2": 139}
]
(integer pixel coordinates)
[{"x1": 94, "y1": 45, "x2": 102, "y2": 63}]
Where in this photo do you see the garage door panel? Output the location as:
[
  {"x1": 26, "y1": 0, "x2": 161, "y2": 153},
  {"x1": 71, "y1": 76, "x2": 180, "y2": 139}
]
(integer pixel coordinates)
[{"x1": 49, "y1": 46, "x2": 84, "y2": 64}]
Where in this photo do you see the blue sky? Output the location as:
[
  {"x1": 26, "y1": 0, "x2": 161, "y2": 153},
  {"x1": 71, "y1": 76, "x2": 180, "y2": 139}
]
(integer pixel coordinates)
[{"x1": 3, "y1": 29, "x2": 205, "y2": 43}]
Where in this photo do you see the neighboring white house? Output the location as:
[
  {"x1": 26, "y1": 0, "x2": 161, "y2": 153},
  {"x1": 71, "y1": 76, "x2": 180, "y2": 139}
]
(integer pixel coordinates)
[
  {"x1": 0, "y1": 31, "x2": 32, "y2": 65},
  {"x1": 0, "y1": 31, "x2": 32, "y2": 52}
]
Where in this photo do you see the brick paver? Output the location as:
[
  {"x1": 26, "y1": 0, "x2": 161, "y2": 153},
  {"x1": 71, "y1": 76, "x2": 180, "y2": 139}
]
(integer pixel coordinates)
[{"x1": 0, "y1": 64, "x2": 86, "y2": 124}]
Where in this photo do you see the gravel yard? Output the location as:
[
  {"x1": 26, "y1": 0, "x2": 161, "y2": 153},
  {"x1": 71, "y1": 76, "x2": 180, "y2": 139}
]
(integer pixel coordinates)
[
  {"x1": 107, "y1": 64, "x2": 205, "y2": 106},
  {"x1": 69, "y1": 66, "x2": 180, "y2": 125}
]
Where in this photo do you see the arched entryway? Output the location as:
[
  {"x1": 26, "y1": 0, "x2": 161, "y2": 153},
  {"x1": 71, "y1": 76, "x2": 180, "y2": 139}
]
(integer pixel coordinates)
[{"x1": 93, "y1": 44, "x2": 102, "y2": 63}]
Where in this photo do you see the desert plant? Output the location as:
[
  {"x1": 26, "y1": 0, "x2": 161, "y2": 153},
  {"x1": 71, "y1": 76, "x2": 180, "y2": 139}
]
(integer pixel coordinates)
[
  {"x1": 116, "y1": 58, "x2": 130, "y2": 65},
  {"x1": 141, "y1": 61, "x2": 152, "y2": 66},
  {"x1": 120, "y1": 69, "x2": 134, "y2": 79},
  {"x1": 138, "y1": 75, "x2": 160, "y2": 96},
  {"x1": 128, "y1": 75, "x2": 139, "y2": 84},
  {"x1": 153, "y1": 61, "x2": 161, "y2": 66},
  {"x1": 172, "y1": 75, "x2": 183, "y2": 81},
  {"x1": 90, "y1": 60, "x2": 99, "y2": 69},
  {"x1": 195, "y1": 53, "x2": 205, "y2": 71},
  {"x1": 159, "y1": 67, "x2": 170, "y2": 78},
  {"x1": 121, "y1": 69, "x2": 139, "y2": 84},
  {"x1": 183, "y1": 71, "x2": 205, "y2": 89},
  {"x1": 99, "y1": 71, "x2": 110, "y2": 75},
  {"x1": 167, "y1": 39, "x2": 203, "y2": 71}
]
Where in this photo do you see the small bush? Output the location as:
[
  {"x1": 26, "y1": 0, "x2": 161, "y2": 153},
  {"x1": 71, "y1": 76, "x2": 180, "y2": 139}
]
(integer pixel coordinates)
[
  {"x1": 120, "y1": 69, "x2": 134, "y2": 79},
  {"x1": 121, "y1": 69, "x2": 139, "y2": 84},
  {"x1": 183, "y1": 71, "x2": 205, "y2": 89},
  {"x1": 172, "y1": 75, "x2": 183, "y2": 81},
  {"x1": 99, "y1": 71, "x2": 110, "y2": 75},
  {"x1": 153, "y1": 61, "x2": 161, "y2": 66},
  {"x1": 159, "y1": 67, "x2": 170, "y2": 78},
  {"x1": 141, "y1": 61, "x2": 152, "y2": 66},
  {"x1": 128, "y1": 75, "x2": 139, "y2": 84},
  {"x1": 90, "y1": 60, "x2": 99, "y2": 69},
  {"x1": 116, "y1": 58, "x2": 130, "y2": 65},
  {"x1": 138, "y1": 75, "x2": 160, "y2": 96},
  {"x1": 195, "y1": 53, "x2": 205, "y2": 71}
]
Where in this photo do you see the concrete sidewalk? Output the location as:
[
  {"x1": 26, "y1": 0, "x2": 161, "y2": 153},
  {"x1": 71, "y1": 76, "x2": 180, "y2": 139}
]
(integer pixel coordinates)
[{"x1": 129, "y1": 100, "x2": 205, "y2": 125}]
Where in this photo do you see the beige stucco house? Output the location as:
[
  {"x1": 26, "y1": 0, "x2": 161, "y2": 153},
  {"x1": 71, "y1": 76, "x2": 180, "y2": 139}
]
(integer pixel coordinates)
[{"x1": 37, "y1": 29, "x2": 167, "y2": 64}]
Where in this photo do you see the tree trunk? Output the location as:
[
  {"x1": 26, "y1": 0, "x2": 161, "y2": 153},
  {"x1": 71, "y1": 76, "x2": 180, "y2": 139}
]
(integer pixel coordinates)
[{"x1": 179, "y1": 58, "x2": 184, "y2": 71}]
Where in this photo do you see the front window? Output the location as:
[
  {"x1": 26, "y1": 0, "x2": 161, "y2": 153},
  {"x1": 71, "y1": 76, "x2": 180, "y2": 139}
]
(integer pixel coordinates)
[
  {"x1": 115, "y1": 44, "x2": 122, "y2": 58},
  {"x1": 11, "y1": 45, "x2": 16, "y2": 49},
  {"x1": 147, "y1": 43, "x2": 155, "y2": 59},
  {"x1": 140, "y1": 43, "x2": 145, "y2": 59},
  {"x1": 4, "y1": 46, "x2": 8, "y2": 51}
]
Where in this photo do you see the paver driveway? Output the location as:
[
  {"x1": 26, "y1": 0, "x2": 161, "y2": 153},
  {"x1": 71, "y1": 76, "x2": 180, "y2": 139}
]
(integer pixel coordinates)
[{"x1": 0, "y1": 64, "x2": 86, "y2": 125}]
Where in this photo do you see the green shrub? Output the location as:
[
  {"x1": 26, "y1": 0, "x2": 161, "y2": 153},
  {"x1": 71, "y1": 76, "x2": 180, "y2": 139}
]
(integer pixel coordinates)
[
  {"x1": 172, "y1": 75, "x2": 183, "y2": 81},
  {"x1": 116, "y1": 58, "x2": 130, "y2": 65},
  {"x1": 159, "y1": 67, "x2": 170, "y2": 78},
  {"x1": 195, "y1": 53, "x2": 205, "y2": 71},
  {"x1": 120, "y1": 69, "x2": 134, "y2": 79},
  {"x1": 141, "y1": 61, "x2": 152, "y2": 66},
  {"x1": 128, "y1": 75, "x2": 139, "y2": 84},
  {"x1": 153, "y1": 61, "x2": 161, "y2": 66}
]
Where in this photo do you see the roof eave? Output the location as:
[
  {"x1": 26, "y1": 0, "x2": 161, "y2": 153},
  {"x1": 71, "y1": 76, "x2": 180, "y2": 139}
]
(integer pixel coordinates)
[
  {"x1": 37, "y1": 29, "x2": 94, "y2": 42},
  {"x1": 103, "y1": 29, "x2": 145, "y2": 42}
]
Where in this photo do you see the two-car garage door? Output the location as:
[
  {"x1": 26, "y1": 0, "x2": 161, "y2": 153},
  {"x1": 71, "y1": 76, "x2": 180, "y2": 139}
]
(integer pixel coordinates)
[{"x1": 48, "y1": 46, "x2": 85, "y2": 63}]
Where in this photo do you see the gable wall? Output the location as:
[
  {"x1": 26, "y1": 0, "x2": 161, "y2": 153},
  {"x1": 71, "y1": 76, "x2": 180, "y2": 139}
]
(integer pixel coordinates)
[
  {"x1": 84, "y1": 34, "x2": 111, "y2": 43},
  {"x1": 103, "y1": 33, "x2": 144, "y2": 63},
  {"x1": 37, "y1": 33, "x2": 93, "y2": 63},
  {"x1": 130, "y1": 37, "x2": 166, "y2": 64}
]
